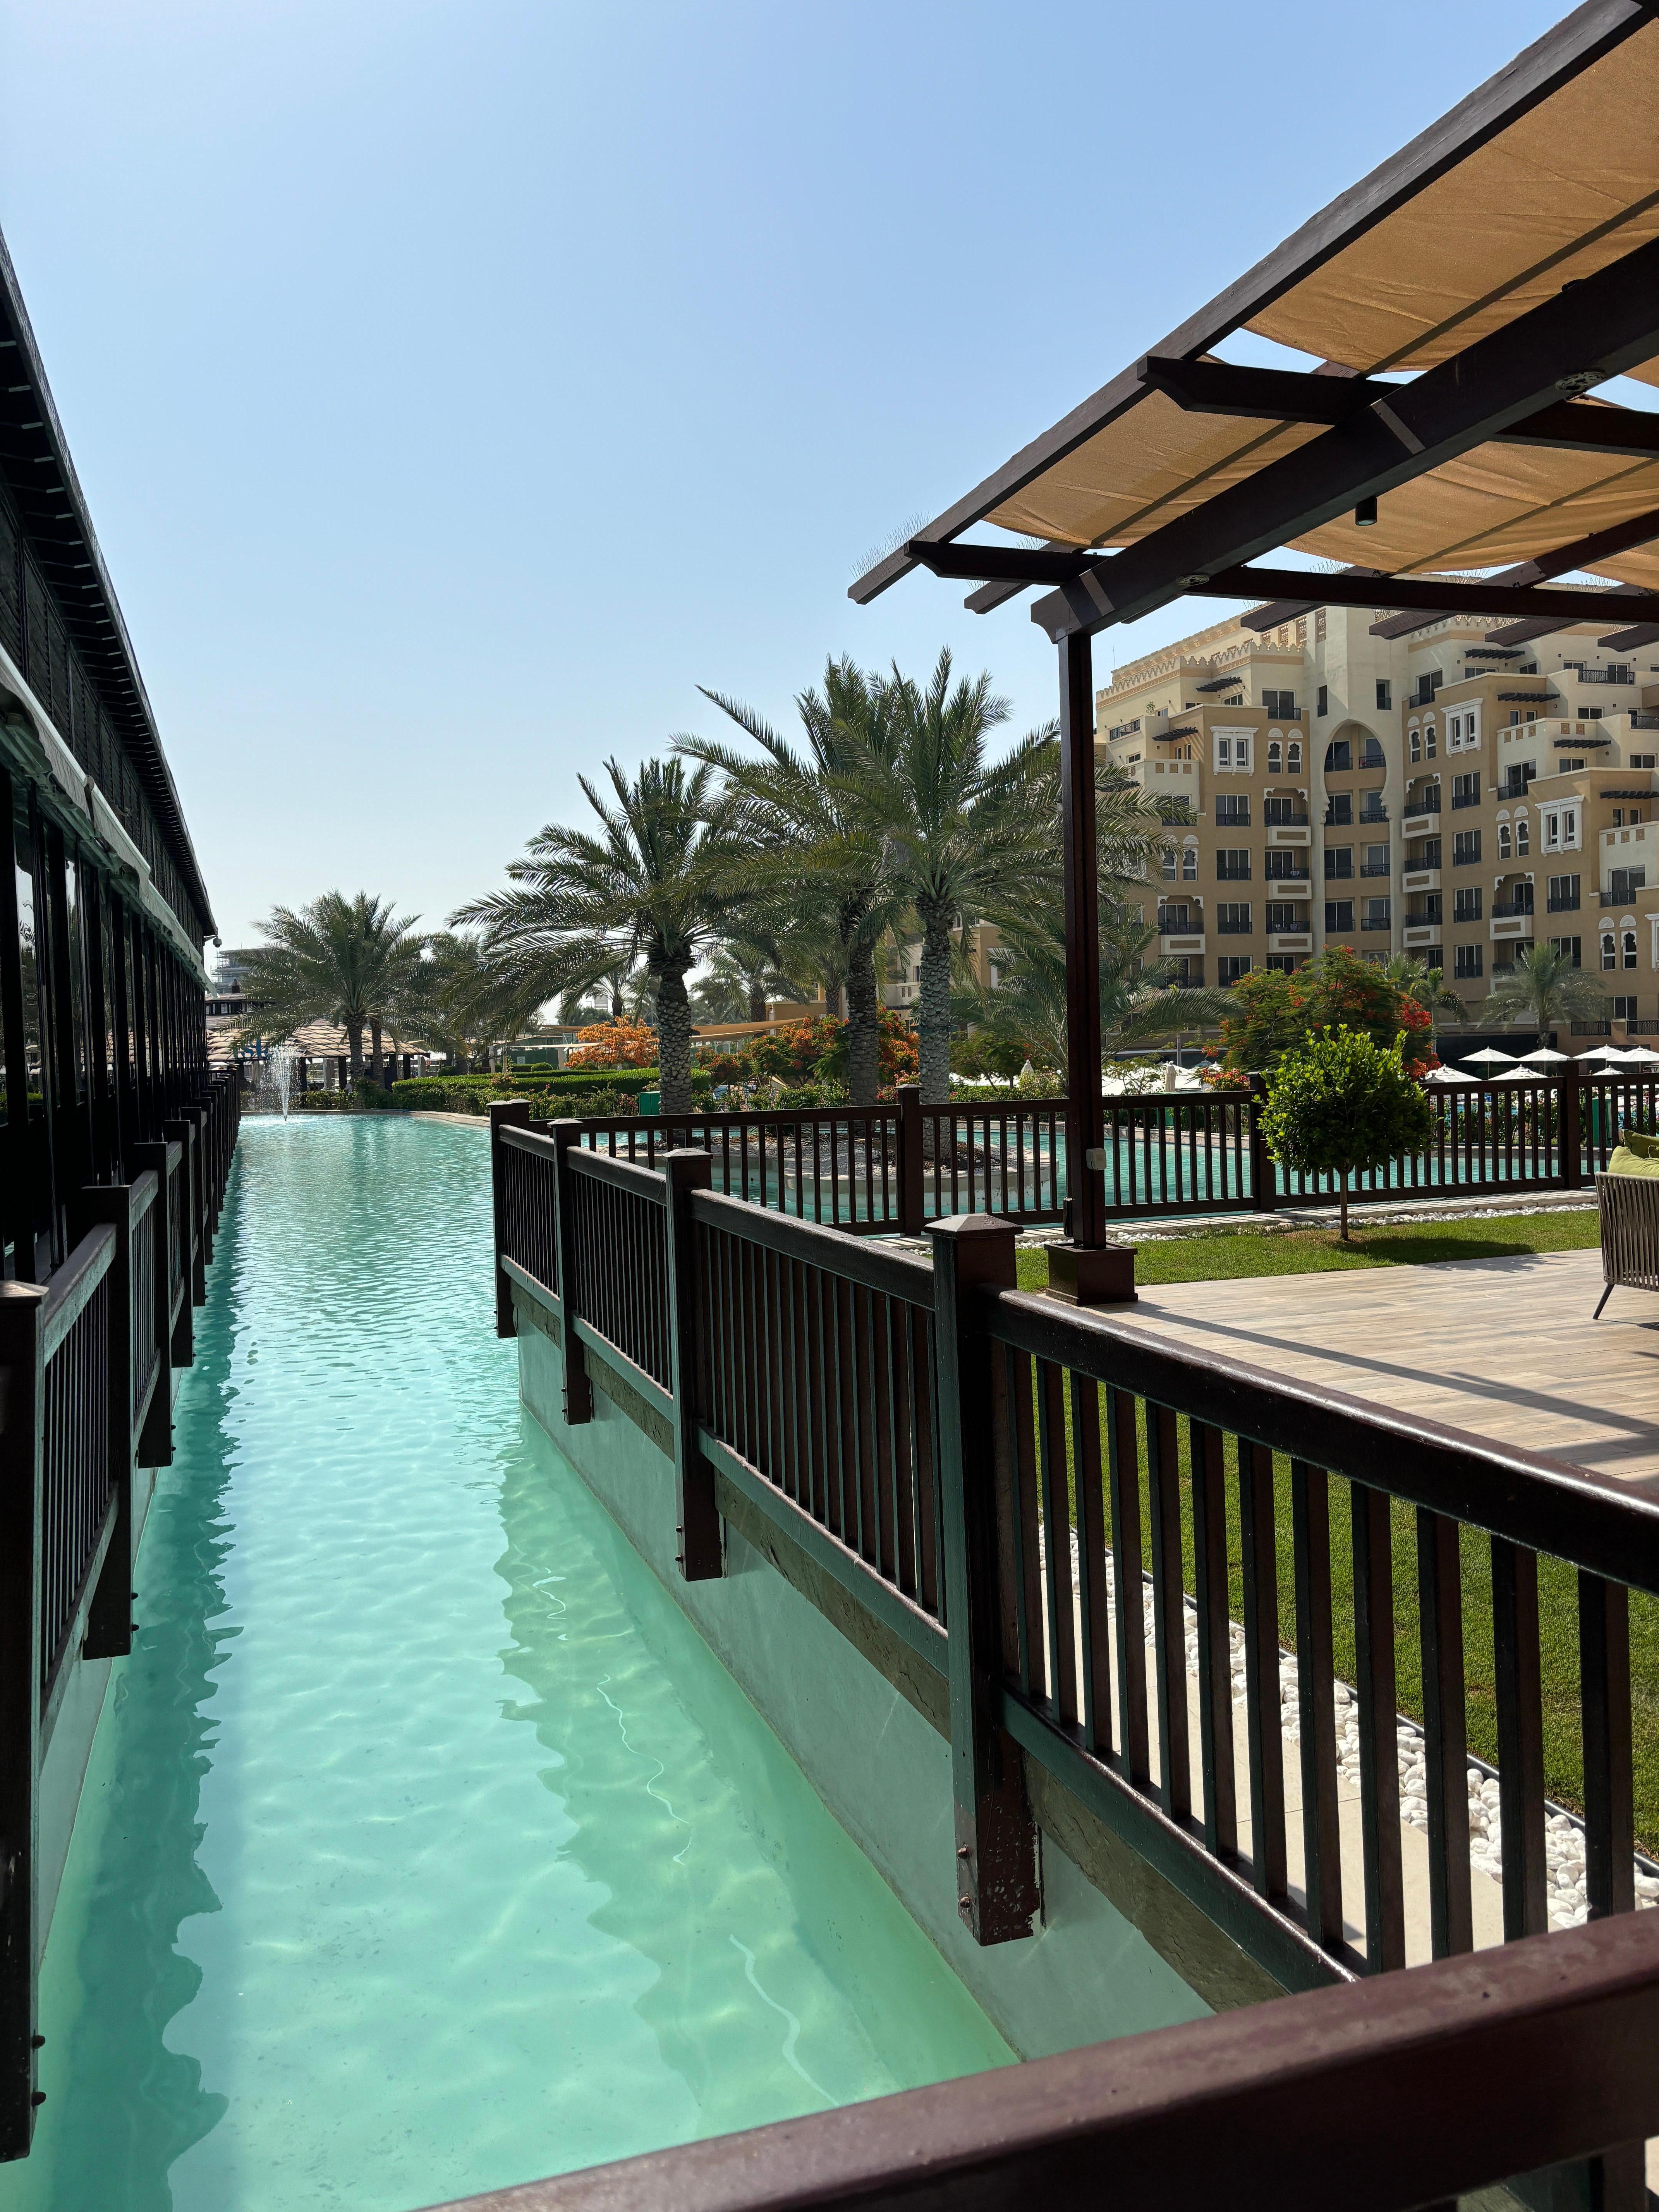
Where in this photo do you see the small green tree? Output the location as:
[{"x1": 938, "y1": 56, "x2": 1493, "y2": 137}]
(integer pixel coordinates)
[{"x1": 1258, "y1": 1026, "x2": 1432, "y2": 1242}]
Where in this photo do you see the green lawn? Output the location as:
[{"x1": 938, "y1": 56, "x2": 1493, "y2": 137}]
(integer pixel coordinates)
[{"x1": 1008, "y1": 1207, "x2": 1657, "y2": 1846}]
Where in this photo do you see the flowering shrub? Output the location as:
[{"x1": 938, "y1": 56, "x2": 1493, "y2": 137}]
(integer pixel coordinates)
[
  {"x1": 567, "y1": 1016, "x2": 659, "y2": 1069},
  {"x1": 1211, "y1": 947, "x2": 1436, "y2": 1080}
]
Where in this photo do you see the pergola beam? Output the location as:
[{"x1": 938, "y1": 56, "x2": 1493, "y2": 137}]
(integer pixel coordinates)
[
  {"x1": 1204, "y1": 567, "x2": 1659, "y2": 623},
  {"x1": 1028, "y1": 232, "x2": 1659, "y2": 644}
]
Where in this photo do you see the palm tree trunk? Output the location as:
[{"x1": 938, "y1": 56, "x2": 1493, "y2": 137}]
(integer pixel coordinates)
[
  {"x1": 345, "y1": 1017, "x2": 365, "y2": 1082},
  {"x1": 656, "y1": 962, "x2": 694, "y2": 1114},
  {"x1": 916, "y1": 915, "x2": 955, "y2": 1106},
  {"x1": 370, "y1": 1018, "x2": 384, "y2": 1084},
  {"x1": 844, "y1": 945, "x2": 881, "y2": 1106},
  {"x1": 747, "y1": 977, "x2": 768, "y2": 1024}
]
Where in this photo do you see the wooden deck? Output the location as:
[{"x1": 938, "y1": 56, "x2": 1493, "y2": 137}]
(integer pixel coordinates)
[{"x1": 1121, "y1": 1246, "x2": 1659, "y2": 1487}]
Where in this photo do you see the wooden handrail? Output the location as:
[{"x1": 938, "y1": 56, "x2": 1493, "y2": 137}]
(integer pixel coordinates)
[
  {"x1": 690, "y1": 1187, "x2": 935, "y2": 1305},
  {"x1": 41, "y1": 1229, "x2": 117, "y2": 1366},
  {"x1": 564, "y1": 1143, "x2": 670, "y2": 1203},
  {"x1": 425, "y1": 1913, "x2": 1659, "y2": 2212},
  {"x1": 129, "y1": 1168, "x2": 158, "y2": 1223}
]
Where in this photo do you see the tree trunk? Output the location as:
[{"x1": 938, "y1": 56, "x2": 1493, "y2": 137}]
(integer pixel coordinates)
[
  {"x1": 844, "y1": 944, "x2": 881, "y2": 1106},
  {"x1": 656, "y1": 961, "x2": 694, "y2": 1114},
  {"x1": 747, "y1": 977, "x2": 768, "y2": 1024},
  {"x1": 1339, "y1": 1173, "x2": 1349, "y2": 1243},
  {"x1": 370, "y1": 1018, "x2": 384, "y2": 1084},
  {"x1": 346, "y1": 1017, "x2": 365, "y2": 1082},
  {"x1": 916, "y1": 913, "x2": 955, "y2": 1106}
]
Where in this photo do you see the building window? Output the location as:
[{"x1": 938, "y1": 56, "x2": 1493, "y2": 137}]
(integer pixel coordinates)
[
  {"x1": 1515, "y1": 816, "x2": 1530, "y2": 855},
  {"x1": 1266, "y1": 953, "x2": 1300, "y2": 974},
  {"x1": 1410, "y1": 731, "x2": 1422, "y2": 763},
  {"x1": 1361, "y1": 897, "x2": 1391, "y2": 931},
  {"x1": 1602, "y1": 933, "x2": 1618, "y2": 971},
  {"x1": 1326, "y1": 791, "x2": 1353, "y2": 826},
  {"x1": 1317, "y1": 685, "x2": 1329, "y2": 718},
  {"x1": 1548, "y1": 874, "x2": 1580, "y2": 912},
  {"x1": 1215, "y1": 732, "x2": 1253, "y2": 773},
  {"x1": 1453, "y1": 943, "x2": 1484, "y2": 979},
  {"x1": 1625, "y1": 931, "x2": 1638, "y2": 970},
  {"x1": 1265, "y1": 902, "x2": 1302, "y2": 933},
  {"x1": 1423, "y1": 723, "x2": 1437, "y2": 758},
  {"x1": 1361, "y1": 842, "x2": 1390, "y2": 877},
  {"x1": 1264, "y1": 851, "x2": 1306, "y2": 881},
  {"x1": 1325, "y1": 847, "x2": 1354, "y2": 880},
  {"x1": 1452, "y1": 771, "x2": 1480, "y2": 809},
  {"x1": 1550, "y1": 936, "x2": 1582, "y2": 968},
  {"x1": 1316, "y1": 608, "x2": 1327, "y2": 642},
  {"x1": 1361, "y1": 736, "x2": 1384, "y2": 768},
  {"x1": 1182, "y1": 844, "x2": 1198, "y2": 881},
  {"x1": 1615, "y1": 996, "x2": 1639, "y2": 1020},
  {"x1": 1172, "y1": 956, "x2": 1203, "y2": 986},
  {"x1": 1216, "y1": 849, "x2": 1251, "y2": 881},
  {"x1": 1264, "y1": 690, "x2": 1296, "y2": 717},
  {"x1": 1264, "y1": 796, "x2": 1303, "y2": 826},
  {"x1": 1453, "y1": 888, "x2": 1482, "y2": 922},
  {"x1": 1453, "y1": 830, "x2": 1481, "y2": 865},
  {"x1": 1633, "y1": 754, "x2": 1657, "y2": 769},
  {"x1": 1544, "y1": 809, "x2": 1578, "y2": 849},
  {"x1": 1161, "y1": 845, "x2": 1177, "y2": 881},
  {"x1": 1287, "y1": 739, "x2": 1303, "y2": 772},
  {"x1": 1376, "y1": 680, "x2": 1392, "y2": 711},
  {"x1": 1498, "y1": 823, "x2": 1512, "y2": 860},
  {"x1": 1266, "y1": 739, "x2": 1281, "y2": 773},
  {"x1": 1215, "y1": 795, "x2": 1250, "y2": 826},
  {"x1": 1217, "y1": 902, "x2": 1252, "y2": 934},
  {"x1": 1325, "y1": 899, "x2": 1355, "y2": 933},
  {"x1": 1325, "y1": 739, "x2": 1352, "y2": 772},
  {"x1": 1218, "y1": 955, "x2": 1252, "y2": 984}
]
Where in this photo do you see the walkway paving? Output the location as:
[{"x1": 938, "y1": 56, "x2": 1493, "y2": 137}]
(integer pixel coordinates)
[{"x1": 1119, "y1": 1245, "x2": 1659, "y2": 1489}]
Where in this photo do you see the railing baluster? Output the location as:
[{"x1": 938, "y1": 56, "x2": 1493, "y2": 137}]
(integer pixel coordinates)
[
  {"x1": 1190, "y1": 1419, "x2": 1236, "y2": 1857},
  {"x1": 1491, "y1": 1535, "x2": 1549, "y2": 1940},
  {"x1": 1238, "y1": 1439, "x2": 1286, "y2": 1902},
  {"x1": 1416, "y1": 1508, "x2": 1472, "y2": 1957},
  {"x1": 1036, "y1": 1359, "x2": 1077, "y2": 1725},
  {"x1": 1291, "y1": 1461, "x2": 1343, "y2": 1953},
  {"x1": 1107, "y1": 1386, "x2": 1149, "y2": 1788},
  {"x1": 1579, "y1": 1570, "x2": 1635, "y2": 1922},
  {"x1": 1147, "y1": 1402, "x2": 1190, "y2": 1819},
  {"x1": 1353, "y1": 1481, "x2": 1405, "y2": 1971},
  {"x1": 1071, "y1": 1372, "x2": 1113, "y2": 1761}
]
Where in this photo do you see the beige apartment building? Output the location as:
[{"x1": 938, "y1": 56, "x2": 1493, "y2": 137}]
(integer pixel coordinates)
[{"x1": 1096, "y1": 599, "x2": 1659, "y2": 1029}]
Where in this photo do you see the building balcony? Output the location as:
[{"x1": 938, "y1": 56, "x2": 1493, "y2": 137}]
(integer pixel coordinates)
[
  {"x1": 1491, "y1": 915, "x2": 1534, "y2": 940},
  {"x1": 1546, "y1": 894, "x2": 1581, "y2": 911},
  {"x1": 1358, "y1": 806, "x2": 1390, "y2": 826},
  {"x1": 1402, "y1": 867, "x2": 1441, "y2": 893},
  {"x1": 1359, "y1": 861, "x2": 1392, "y2": 878},
  {"x1": 1266, "y1": 824, "x2": 1311, "y2": 846},
  {"x1": 1451, "y1": 791, "x2": 1481, "y2": 809},
  {"x1": 1267, "y1": 932, "x2": 1312, "y2": 953},
  {"x1": 1402, "y1": 925, "x2": 1443, "y2": 950},
  {"x1": 1263, "y1": 865, "x2": 1311, "y2": 884},
  {"x1": 1159, "y1": 933, "x2": 1206, "y2": 955},
  {"x1": 1491, "y1": 900, "x2": 1536, "y2": 919},
  {"x1": 1359, "y1": 919, "x2": 1392, "y2": 932},
  {"x1": 1403, "y1": 809, "x2": 1441, "y2": 836}
]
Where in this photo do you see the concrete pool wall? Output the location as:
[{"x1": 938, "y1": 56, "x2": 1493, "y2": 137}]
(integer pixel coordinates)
[{"x1": 512, "y1": 1285, "x2": 1259, "y2": 2061}]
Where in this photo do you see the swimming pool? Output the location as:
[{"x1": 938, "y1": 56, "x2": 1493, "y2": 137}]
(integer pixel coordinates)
[{"x1": 3, "y1": 1117, "x2": 1009, "y2": 2212}]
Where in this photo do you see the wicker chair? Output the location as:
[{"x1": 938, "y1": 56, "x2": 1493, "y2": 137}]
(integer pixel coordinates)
[{"x1": 1593, "y1": 1171, "x2": 1659, "y2": 1317}]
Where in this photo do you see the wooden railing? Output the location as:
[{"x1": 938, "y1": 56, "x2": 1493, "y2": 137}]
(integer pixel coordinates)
[
  {"x1": 550, "y1": 1070, "x2": 1659, "y2": 1234},
  {"x1": 489, "y1": 1103, "x2": 1659, "y2": 2210},
  {"x1": 0, "y1": 1073, "x2": 240, "y2": 2160}
]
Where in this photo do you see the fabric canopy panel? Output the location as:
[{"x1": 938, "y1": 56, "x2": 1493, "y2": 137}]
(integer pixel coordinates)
[{"x1": 979, "y1": 10, "x2": 1659, "y2": 586}]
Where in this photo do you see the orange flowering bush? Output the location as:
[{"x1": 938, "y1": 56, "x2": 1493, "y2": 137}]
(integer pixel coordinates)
[{"x1": 567, "y1": 1015, "x2": 659, "y2": 1069}]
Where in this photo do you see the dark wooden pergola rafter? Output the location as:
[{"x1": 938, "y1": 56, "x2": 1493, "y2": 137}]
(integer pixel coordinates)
[{"x1": 848, "y1": 0, "x2": 1659, "y2": 1279}]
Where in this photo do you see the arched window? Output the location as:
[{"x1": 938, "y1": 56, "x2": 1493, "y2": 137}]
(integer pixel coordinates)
[
  {"x1": 1182, "y1": 840, "x2": 1198, "y2": 882},
  {"x1": 1515, "y1": 816, "x2": 1530, "y2": 856},
  {"x1": 1361, "y1": 736, "x2": 1385, "y2": 768},
  {"x1": 1498, "y1": 823, "x2": 1512, "y2": 860},
  {"x1": 1625, "y1": 930, "x2": 1638, "y2": 970},
  {"x1": 1267, "y1": 739, "x2": 1281, "y2": 773},
  {"x1": 1161, "y1": 845, "x2": 1176, "y2": 881},
  {"x1": 1602, "y1": 933, "x2": 1618, "y2": 971},
  {"x1": 1325, "y1": 739, "x2": 1351, "y2": 772},
  {"x1": 1409, "y1": 731, "x2": 1421, "y2": 763},
  {"x1": 1424, "y1": 723, "x2": 1437, "y2": 758},
  {"x1": 1287, "y1": 739, "x2": 1302, "y2": 772}
]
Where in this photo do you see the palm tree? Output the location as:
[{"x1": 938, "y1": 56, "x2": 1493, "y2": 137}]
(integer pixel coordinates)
[
  {"x1": 966, "y1": 903, "x2": 1232, "y2": 1073},
  {"x1": 393, "y1": 931, "x2": 539, "y2": 1073},
  {"x1": 1380, "y1": 953, "x2": 1464, "y2": 1036},
  {"x1": 676, "y1": 658, "x2": 907, "y2": 1105},
  {"x1": 845, "y1": 651, "x2": 1058, "y2": 1102},
  {"x1": 1481, "y1": 943, "x2": 1610, "y2": 1041},
  {"x1": 454, "y1": 757, "x2": 741, "y2": 1113},
  {"x1": 237, "y1": 891, "x2": 420, "y2": 1080}
]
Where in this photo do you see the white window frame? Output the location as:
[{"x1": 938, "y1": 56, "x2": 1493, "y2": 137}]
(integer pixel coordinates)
[{"x1": 1214, "y1": 728, "x2": 1254, "y2": 774}]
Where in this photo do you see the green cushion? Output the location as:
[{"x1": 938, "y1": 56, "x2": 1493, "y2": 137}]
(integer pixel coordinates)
[
  {"x1": 1606, "y1": 1145, "x2": 1659, "y2": 1177},
  {"x1": 1622, "y1": 1128, "x2": 1659, "y2": 1158}
]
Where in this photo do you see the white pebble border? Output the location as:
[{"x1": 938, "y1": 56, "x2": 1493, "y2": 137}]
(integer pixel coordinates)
[{"x1": 1082, "y1": 1546, "x2": 1659, "y2": 1930}]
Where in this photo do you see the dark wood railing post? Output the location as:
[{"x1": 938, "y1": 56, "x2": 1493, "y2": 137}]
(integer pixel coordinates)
[
  {"x1": 131, "y1": 1142, "x2": 174, "y2": 1467},
  {"x1": 1248, "y1": 1074, "x2": 1278, "y2": 1212},
  {"x1": 0, "y1": 1279, "x2": 45, "y2": 2157},
  {"x1": 896, "y1": 1085, "x2": 924, "y2": 1238},
  {"x1": 660, "y1": 1149, "x2": 722, "y2": 1582},
  {"x1": 1559, "y1": 1066, "x2": 1584, "y2": 1190},
  {"x1": 550, "y1": 1121, "x2": 594, "y2": 1424},
  {"x1": 162, "y1": 1119, "x2": 196, "y2": 1368},
  {"x1": 930, "y1": 1212, "x2": 1041, "y2": 1944},
  {"x1": 74, "y1": 1185, "x2": 136, "y2": 1662},
  {"x1": 489, "y1": 1100, "x2": 531, "y2": 1339}
]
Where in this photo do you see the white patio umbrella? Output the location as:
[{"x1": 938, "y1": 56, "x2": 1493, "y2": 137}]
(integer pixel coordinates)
[
  {"x1": 1426, "y1": 1066, "x2": 1477, "y2": 1083},
  {"x1": 1518, "y1": 1046, "x2": 1571, "y2": 1065},
  {"x1": 1578, "y1": 1044, "x2": 1627, "y2": 1062},
  {"x1": 1616, "y1": 1046, "x2": 1659, "y2": 1066},
  {"x1": 1461, "y1": 1046, "x2": 1518, "y2": 1066}
]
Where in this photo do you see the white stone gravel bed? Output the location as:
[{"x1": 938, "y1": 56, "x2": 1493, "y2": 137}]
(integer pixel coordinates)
[{"x1": 1079, "y1": 1544, "x2": 1659, "y2": 1929}]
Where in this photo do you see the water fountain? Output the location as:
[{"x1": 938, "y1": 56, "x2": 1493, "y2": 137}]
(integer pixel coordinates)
[{"x1": 259, "y1": 1044, "x2": 297, "y2": 1118}]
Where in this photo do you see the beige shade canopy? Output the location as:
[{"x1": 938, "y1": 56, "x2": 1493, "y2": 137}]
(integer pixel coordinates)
[{"x1": 961, "y1": 8, "x2": 1659, "y2": 596}]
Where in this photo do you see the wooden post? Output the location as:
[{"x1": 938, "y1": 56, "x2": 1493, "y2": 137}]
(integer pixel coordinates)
[
  {"x1": 131, "y1": 1142, "x2": 174, "y2": 1468},
  {"x1": 161, "y1": 1120, "x2": 195, "y2": 1370},
  {"x1": 896, "y1": 1084, "x2": 924, "y2": 1238},
  {"x1": 75, "y1": 1187, "x2": 136, "y2": 1662},
  {"x1": 549, "y1": 1121, "x2": 594, "y2": 1424},
  {"x1": 930, "y1": 1212, "x2": 1041, "y2": 1944},
  {"x1": 1559, "y1": 1065, "x2": 1583, "y2": 1190},
  {"x1": 489, "y1": 1100, "x2": 531, "y2": 1340},
  {"x1": 660, "y1": 1149, "x2": 722, "y2": 1581},
  {"x1": 0, "y1": 1280, "x2": 45, "y2": 2157}
]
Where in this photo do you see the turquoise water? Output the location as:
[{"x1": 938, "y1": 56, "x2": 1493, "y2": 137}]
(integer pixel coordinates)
[{"x1": 4, "y1": 1118, "x2": 1009, "y2": 2212}]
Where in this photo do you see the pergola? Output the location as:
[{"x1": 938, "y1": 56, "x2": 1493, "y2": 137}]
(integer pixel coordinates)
[{"x1": 852, "y1": 0, "x2": 1659, "y2": 1292}]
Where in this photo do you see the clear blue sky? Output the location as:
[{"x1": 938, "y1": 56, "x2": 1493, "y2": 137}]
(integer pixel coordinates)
[{"x1": 2, "y1": 0, "x2": 1564, "y2": 945}]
